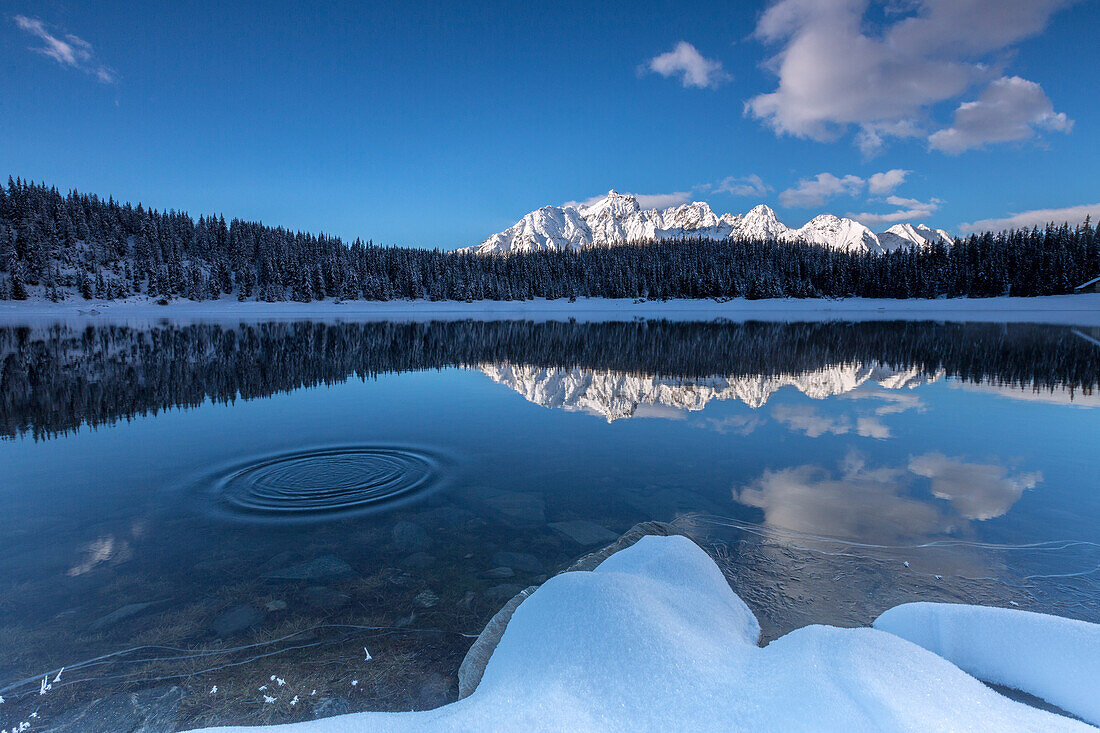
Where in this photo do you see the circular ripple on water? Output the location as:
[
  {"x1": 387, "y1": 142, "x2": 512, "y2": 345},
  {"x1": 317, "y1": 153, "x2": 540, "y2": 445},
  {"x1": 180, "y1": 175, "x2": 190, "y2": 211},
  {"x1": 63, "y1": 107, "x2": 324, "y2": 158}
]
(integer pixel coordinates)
[{"x1": 214, "y1": 447, "x2": 440, "y2": 518}]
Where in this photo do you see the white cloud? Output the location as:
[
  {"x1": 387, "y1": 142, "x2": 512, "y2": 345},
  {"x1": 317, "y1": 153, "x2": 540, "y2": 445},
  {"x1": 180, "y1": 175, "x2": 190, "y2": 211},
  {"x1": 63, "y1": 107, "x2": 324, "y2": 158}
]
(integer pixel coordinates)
[
  {"x1": 778, "y1": 172, "x2": 864, "y2": 208},
  {"x1": 13, "y1": 15, "x2": 117, "y2": 84},
  {"x1": 909, "y1": 452, "x2": 1041, "y2": 520},
  {"x1": 929, "y1": 76, "x2": 1073, "y2": 154},
  {"x1": 959, "y1": 203, "x2": 1100, "y2": 233},
  {"x1": 745, "y1": 0, "x2": 1071, "y2": 153},
  {"x1": 635, "y1": 191, "x2": 695, "y2": 209},
  {"x1": 562, "y1": 191, "x2": 694, "y2": 211},
  {"x1": 644, "y1": 41, "x2": 730, "y2": 89},
  {"x1": 710, "y1": 174, "x2": 771, "y2": 198},
  {"x1": 848, "y1": 196, "x2": 942, "y2": 226},
  {"x1": 867, "y1": 169, "x2": 909, "y2": 195},
  {"x1": 856, "y1": 120, "x2": 923, "y2": 157}
]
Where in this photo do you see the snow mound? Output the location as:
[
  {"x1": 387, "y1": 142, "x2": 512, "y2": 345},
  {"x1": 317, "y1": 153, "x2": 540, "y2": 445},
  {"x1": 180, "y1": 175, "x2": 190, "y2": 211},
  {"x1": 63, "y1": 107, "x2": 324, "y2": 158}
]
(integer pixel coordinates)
[
  {"x1": 186, "y1": 535, "x2": 1092, "y2": 732},
  {"x1": 874, "y1": 602, "x2": 1100, "y2": 726}
]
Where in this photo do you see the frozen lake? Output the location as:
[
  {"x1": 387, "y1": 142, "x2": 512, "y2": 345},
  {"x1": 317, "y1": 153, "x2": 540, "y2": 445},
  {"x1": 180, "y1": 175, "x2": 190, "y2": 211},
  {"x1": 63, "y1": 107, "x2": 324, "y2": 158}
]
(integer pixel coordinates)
[{"x1": 1, "y1": 318, "x2": 1097, "y2": 729}]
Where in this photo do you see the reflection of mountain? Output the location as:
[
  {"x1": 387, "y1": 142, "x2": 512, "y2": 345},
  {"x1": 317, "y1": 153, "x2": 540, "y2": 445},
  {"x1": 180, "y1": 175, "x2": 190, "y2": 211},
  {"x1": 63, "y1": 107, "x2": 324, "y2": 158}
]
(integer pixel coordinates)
[
  {"x1": 480, "y1": 363, "x2": 936, "y2": 421},
  {"x1": 2, "y1": 320, "x2": 1096, "y2": 439}
]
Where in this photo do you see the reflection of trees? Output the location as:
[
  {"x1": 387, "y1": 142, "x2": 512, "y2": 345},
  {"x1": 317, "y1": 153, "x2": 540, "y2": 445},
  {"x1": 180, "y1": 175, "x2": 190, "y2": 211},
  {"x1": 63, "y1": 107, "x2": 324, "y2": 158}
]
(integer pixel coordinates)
[{"x1": 2, "y1": 320, "x2": 1096, "y2": 439}]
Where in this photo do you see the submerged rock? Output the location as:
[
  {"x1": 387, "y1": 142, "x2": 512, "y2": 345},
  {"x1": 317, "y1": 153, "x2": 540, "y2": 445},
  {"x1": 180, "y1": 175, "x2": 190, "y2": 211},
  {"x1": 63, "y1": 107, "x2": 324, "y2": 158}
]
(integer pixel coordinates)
[
  {"x1": 312, "y1": 696, "x2": 351, "y2": 719},
  {"x1": 393, "y1": 521, "x2": 431, "y2": 553},
  {"x1": 484, "y1": 492, "x2": 546, "y2": 523},
  {"x1": 483, "y1": 584, "x2": 524, "y2": 604},
  {"x1": 416, "y1": 506, "x2": 474, "y2": 530},
  {"x1": 262, "y1": 555, "x2": 355, "y2": 582},
  {"x1": 417, "y1": 673, "x2": 455, "y2": 710},
  {"x1": 301, "y1": 585, "x2": 350, "y2": 610},
  {"x1": 415, "y1": 589, "x2": 440, "y2": 607},
  {"x1": 549, "y1": 520, "x2": 618, "y2": 546},
  {"x1": 89, "y1": 601, "x2": 161, "y2": 631},
  {"x1": 491, "y1": 551, "x2": 543, "y2": 574},
  {"x1": 400, "y1": 552, "x2": 437, "y2": 569},
  {"x1": 44, "y1": 685, "x2": 183, "y2": 732},
  {"x1": 380, "y1": 567, "x2": 417, "y2": 587},
  {"x1": 211, "y1": 604, "x2": 263, "y2": 637},
  {"x1": 479, "y1": 566, "x2": 515, "y2": 579}
]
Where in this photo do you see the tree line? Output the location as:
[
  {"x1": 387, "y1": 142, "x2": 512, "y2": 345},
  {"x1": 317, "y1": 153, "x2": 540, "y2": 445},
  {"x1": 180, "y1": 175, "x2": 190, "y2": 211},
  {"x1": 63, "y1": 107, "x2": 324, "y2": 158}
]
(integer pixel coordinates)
[
  {"x1": 1, "y1": 177, "x2": 1097, "y2": 302},
  {"x1": 3, "y1": 320, "x2": 1095, "y2": 439}
]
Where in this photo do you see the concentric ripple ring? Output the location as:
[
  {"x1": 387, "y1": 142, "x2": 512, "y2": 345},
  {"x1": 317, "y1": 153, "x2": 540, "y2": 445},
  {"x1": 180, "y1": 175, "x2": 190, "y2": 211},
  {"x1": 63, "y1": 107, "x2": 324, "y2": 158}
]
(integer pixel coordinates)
[{"x1": 213, "y1": 447, "x2": 440, "y2": 517}]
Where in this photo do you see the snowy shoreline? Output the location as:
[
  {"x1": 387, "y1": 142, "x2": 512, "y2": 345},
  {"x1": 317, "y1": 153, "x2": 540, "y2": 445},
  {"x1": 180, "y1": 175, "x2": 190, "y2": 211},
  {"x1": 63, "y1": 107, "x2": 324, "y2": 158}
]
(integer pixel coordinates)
[
  {"x1": 178, "y1": 534, "x2": 1099, "y2": 732},
  {"x1": 1, "y1": 294, "x2": 1099, "y2": 327}
]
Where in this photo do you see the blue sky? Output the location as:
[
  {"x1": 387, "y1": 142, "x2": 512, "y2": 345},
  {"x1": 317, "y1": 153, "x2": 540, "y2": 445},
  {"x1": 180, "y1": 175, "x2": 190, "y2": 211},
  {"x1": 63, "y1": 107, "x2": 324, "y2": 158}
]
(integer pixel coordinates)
[{"x1": 2, "y1": 0, "x2": 1098, "y2": 248}]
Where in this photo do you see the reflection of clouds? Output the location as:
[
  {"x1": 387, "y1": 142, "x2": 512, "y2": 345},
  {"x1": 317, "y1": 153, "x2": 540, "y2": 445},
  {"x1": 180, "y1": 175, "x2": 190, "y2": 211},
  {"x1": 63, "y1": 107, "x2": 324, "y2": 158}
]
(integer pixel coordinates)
[
  {"x1": 734, "y1": 451, "x2": 1041, "y2": 544},
  {"x1": 909, "y1": 453, "x2": 1042, "y2": 521},
  {"x1": 773, "y1": 405, "x2": 891, "y2": 439},
  {"x1": 734, "y1": 453, "x2": 946, "y2": 544},
  {"x1": 699, "y1": 414, "x2": 765, "y2": 435},
  {"x1": 772, "y1": 405, "x2": 850, "y2": 438},
  {"x1": 855, "y1": 416, "x2": 891, "y2": 439},
  {"x1": 68, "y1": 534, "x2": 133, "y2": 576},
  {"x1": 857, "y1": 390, "x2": 925, "y2": 415}
]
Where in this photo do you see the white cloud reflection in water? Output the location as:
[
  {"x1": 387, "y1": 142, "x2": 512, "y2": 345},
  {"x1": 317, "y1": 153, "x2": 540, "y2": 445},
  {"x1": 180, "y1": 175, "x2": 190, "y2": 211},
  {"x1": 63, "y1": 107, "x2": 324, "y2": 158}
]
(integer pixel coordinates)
[{"x1": 734, "y1": 451, "x2": 1044, "y2": 545}]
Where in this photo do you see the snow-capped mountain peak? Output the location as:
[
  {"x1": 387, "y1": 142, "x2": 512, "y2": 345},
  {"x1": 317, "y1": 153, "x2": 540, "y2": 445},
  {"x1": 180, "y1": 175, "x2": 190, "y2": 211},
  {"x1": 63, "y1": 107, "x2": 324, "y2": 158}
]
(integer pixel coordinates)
[
  {"x1": 878, "y1": 223, "x2": 953, "y2": 251},
  {"x1": 784, "y1": 214, "x2": 881, "y2": 253},
  {"x1": 469, "y1": 191, "x2": 952, "y2": 255},
  {"x1": 581, "y1": 190, "x2": 640, "y2": 218},
  {"x1": 738, "y1": 204, "x2": 788, "y2": 240}
]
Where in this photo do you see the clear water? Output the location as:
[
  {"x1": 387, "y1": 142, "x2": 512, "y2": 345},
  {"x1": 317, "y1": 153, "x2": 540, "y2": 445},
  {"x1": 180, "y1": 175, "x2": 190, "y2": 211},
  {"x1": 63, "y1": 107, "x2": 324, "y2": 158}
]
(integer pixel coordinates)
[{"x1": 1, "y1": 319, "x2": 1097, "y2": 729}]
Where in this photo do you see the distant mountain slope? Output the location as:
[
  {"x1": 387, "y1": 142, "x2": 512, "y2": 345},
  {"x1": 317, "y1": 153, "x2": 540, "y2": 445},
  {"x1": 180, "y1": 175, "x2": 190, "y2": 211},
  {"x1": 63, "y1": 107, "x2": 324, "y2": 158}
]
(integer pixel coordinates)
[{"x1": 470, "y1": 191, "x2": 953, "y2": 255}]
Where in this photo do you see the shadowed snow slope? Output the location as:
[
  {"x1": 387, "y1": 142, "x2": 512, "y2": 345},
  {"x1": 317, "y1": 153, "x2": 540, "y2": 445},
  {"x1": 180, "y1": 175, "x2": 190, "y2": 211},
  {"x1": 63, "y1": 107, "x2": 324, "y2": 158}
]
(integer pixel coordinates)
[
  {"x1": 188, "y1": 536, "x2": 1094, "y2": 732},
  {"x1": 471, "y1": 191, "x2": 953, "y2": 255},
  {"x1": 875, "y1": 603, "x2": 1100, "y2": 726}
]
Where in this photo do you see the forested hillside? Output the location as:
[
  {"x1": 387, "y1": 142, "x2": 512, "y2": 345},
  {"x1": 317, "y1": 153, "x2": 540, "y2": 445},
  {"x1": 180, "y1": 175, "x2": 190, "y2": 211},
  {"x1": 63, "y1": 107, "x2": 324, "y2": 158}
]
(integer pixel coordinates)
[{"x1": 1, "y1": 178, "x2": 1096, "y2": 302}]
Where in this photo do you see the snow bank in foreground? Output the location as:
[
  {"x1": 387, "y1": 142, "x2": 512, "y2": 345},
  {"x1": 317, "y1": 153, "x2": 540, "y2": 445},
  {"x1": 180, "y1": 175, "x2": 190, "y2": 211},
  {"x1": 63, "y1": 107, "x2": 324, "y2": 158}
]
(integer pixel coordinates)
[
  {"x1": 874, "y1": 602, "x2": 1100, "y2": 726},
  {"x1": 188, "y1": 535, "x2": 1095, "y2": 732}
]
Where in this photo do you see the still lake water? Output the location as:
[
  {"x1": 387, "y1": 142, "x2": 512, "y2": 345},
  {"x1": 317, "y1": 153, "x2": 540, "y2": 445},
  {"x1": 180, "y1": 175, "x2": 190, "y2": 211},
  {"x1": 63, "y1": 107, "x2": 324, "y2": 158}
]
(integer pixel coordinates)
[{"x1": 1, "y1": 318, "x2": 1098, "y2": 729}]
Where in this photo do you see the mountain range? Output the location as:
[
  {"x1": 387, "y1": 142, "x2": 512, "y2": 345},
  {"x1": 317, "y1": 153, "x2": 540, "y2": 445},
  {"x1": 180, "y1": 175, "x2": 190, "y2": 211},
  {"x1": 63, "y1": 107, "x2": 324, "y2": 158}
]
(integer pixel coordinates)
[{"x1": 469, "y1": 190, "x2": 953, "y2": 255}]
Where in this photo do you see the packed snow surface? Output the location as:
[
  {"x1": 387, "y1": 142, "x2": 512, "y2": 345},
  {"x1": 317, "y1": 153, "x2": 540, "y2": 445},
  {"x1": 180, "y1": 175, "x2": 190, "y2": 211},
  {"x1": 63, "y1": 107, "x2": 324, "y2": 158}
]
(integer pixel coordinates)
[
  {"x1": 875, "y1": 603, "x2": 1100, "y2": 726},
  {"x1": 3, "y1": 294, "x2": 1099, "y2": 328},
  {"x1": 187, "y1": 536, "x2": 1094, "y2": 732},
  {"x1": 471, "y1": 190, "x2": 955, "y2": 254}
]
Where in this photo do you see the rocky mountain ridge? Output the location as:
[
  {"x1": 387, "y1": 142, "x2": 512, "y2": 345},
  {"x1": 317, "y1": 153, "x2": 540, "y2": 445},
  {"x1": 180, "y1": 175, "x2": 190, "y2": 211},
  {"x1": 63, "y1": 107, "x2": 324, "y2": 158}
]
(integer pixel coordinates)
[{"x1": 471, "y1": 191, "x2": 953, "y2": 255}]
